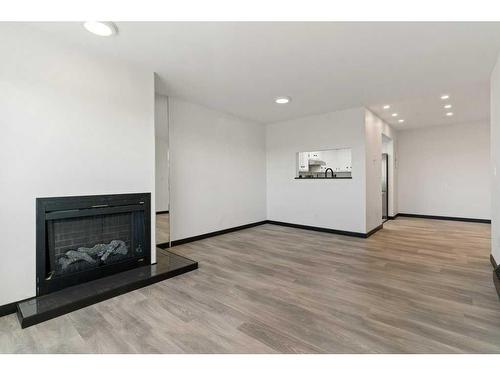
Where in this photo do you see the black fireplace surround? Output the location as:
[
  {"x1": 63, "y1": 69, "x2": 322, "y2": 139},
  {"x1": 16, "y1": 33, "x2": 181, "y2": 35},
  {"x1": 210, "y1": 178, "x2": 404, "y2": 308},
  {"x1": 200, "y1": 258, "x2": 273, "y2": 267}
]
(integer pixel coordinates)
[{"x1": 36, "y1": 193, "x2": 151, "y2": 296}]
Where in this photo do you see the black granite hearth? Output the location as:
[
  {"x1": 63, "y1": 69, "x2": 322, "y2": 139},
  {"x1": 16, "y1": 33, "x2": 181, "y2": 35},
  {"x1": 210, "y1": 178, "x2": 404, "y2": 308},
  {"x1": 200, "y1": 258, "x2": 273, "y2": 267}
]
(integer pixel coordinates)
[{"x1": 17, "y1": 249, "x2": 197, "y2": 328}]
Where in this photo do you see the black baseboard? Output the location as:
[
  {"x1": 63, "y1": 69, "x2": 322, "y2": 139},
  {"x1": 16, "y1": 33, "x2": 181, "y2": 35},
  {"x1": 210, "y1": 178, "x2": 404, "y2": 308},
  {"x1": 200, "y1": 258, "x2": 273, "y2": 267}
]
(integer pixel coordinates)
[
  {"x1": 0, "y1": 297, "x2": 32, "y2": 318},
  {"x1": 366, "y1": 224, "x2": 383, "y2": 237},
  {"x1": 157, "y1": 242, "x2": 170, "y2": 249},
  {"x1": 491, "y1": 255, "x2": 500, "y2": 299},
  {"x1": 491, "y1": 254, "x2": 498, "y2": 269},
  {"x1": 170, "y1": 219, "x2": 385, "y2": 246},
  {"x1": 0, "y1": 301, "x2": 19, "y2": 318},
  {"x1": 493, "y1": 272, "x2": 500, "y2": 300},
  {"x1": 396, "y1": 213, "x2": 491, "y2": 224},
  {"x1": 171, "y1": 221, "x2": 268, "y2": 247},
  {"x1": 156, "y1": 210, "x2": 169, "y2": 215},
  {"x1": 266, "y1": 220, "x2": 382, "y2": 239}
]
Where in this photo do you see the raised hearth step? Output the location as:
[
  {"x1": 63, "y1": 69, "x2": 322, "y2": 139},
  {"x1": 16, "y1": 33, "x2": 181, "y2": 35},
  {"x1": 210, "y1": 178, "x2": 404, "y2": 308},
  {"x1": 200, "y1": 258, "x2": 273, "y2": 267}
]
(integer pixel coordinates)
[{"x1": 17, "y1": 250, "x2": 198, "y2": 328}]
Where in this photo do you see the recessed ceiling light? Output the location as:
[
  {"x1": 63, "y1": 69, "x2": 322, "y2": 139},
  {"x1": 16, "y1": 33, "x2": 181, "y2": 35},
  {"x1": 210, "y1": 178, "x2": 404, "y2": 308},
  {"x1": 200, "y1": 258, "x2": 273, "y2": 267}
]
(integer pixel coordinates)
[
  {"x1": 440, "y1": 94, "x2": 450, "y2": 100},
  {"x1": 83, "y1": 21, "x2": 118, "y2": 37},
  {"x1": 383, "y1": 105, "x2": 390, "y2": 110},
  {"x1": 398, "y1": 119, "x2": 405, "y2": 123},
  {"x1": 444, "y1": 104, "x2": 452, "y2": 109},
  {"x1": 275, "y1": 96, "x2": 291, "y2": 104},
  {"x1": 391, "y1": 113, "x2": 398, "y2": 117},
  {"x1": 446, "y1": 112, "x2": 454, "y2": 116}
]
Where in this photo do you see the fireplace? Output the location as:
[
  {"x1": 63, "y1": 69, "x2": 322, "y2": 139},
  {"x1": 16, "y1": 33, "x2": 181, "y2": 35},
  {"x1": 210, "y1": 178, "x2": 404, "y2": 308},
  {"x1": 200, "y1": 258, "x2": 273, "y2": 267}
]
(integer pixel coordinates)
[{"x1": 36, "y1": 193, "x2": 151, "y2": 295}]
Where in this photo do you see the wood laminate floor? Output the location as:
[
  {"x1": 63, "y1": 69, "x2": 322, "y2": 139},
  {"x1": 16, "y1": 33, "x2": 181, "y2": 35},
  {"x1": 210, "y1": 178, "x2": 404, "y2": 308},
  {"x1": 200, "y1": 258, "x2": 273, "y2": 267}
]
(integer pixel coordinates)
[
  {"x1": 156, "y1": 213, "x2": 170, "y2": 244},
  {"x1": 1, "y1": 218, "x2": 499, "y2": 353}
]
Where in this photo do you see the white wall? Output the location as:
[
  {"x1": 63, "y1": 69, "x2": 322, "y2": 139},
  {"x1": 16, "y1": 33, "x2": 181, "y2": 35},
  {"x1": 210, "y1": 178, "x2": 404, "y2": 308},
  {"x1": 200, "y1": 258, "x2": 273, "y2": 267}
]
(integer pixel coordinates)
[
  {"x1": 398, "y1": 122, "x2": 490, "y2": 220},
  {"x1": 382, "y1": 120, "x2": 398, "y2": 217},
  {"x1": 0, "y1": 26, "x2": 155, "y2": 306},
  {"x1": 266, "y1": 108, "x2": 368, "y2": 233},
  {"x1": 169, "y1": 98, "x2": 267, "y2": 241},
  {"x1": 155, "y1": 94, "x2": 169, "y2": 212},
  {"x1": 364, "y1": 110, "x2": 398, "y2": 229},
  {"x1": 491, "y1": 55, "x2": 500, "y2": 262},
  {"x1": 364, "y1": 110, "x2": 383, "y2": 231}
]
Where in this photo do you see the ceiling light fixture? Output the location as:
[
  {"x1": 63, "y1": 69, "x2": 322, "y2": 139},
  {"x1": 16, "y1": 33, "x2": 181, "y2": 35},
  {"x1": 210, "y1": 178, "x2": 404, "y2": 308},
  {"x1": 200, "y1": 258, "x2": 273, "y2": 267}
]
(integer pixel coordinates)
[
  {"x1": 391, "y1": 113, "x2": 398, "y2": 117},
  {"x1": 83, "y1": 21, "x2": 118, "y2": 37},
  {"x1": 446, "y1": 112, "x2": 454, "y2": 116},
  {"x1": 444, "y1": 104, "x2": 452, "y2": 109},
  {"x1": 440, "y1": 94, "x2": 450, "y2": 100},
  {"x1": 383, "y1": 105, "x2": 390, "y2": 110},
  {"x1": 275, "y1": 96, "x2": 291, "y2": 104},
  {"x1": 398, "y1": 119, "x2": 405, "y2": 123}
]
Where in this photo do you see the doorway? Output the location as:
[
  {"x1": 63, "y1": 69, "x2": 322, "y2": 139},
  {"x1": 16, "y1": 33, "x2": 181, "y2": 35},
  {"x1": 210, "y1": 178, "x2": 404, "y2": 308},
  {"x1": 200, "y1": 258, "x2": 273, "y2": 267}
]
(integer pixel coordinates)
[
  {"x1": 382, "y1": 153, "x2": 389, "y2": 221},
  {"x1": 154, "y1": 93, "x2": 171, "y2": 251}
]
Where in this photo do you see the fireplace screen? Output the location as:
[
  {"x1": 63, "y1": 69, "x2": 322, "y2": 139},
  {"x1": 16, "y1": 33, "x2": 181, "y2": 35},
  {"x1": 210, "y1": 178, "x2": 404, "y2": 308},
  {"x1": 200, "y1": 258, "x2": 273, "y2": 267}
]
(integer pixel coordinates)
[
  {"x1": 48, "y1": 213, "x2": 138, "y2": 277},
  {"x1": 36, "y1": 193, "x2": 151, "y2": 295}
]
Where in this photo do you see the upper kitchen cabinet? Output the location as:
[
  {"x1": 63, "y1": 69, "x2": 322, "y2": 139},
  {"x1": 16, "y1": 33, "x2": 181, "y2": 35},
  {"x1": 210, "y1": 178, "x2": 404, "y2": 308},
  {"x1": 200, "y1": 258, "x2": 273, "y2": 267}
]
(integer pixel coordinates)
[
  {"x1": 309, "y1": 151, "x2": 321, "y2": 160},
  {"x1": 295, "y1": 148, "x2": 352, "y2": 179},
  {"x1": 336, "y1": 148, "x2": 352, "y2": 172},
  {"x1": 298, "y1": 152, "x2": 309, "y2": 172}
]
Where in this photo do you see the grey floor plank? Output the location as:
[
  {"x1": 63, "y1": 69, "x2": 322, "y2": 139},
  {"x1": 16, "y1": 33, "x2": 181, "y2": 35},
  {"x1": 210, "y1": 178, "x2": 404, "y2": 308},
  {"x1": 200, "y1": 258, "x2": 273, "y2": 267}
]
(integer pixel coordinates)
[{"x1": 0, "y1": 218, "x2": 499, "y2": 353}]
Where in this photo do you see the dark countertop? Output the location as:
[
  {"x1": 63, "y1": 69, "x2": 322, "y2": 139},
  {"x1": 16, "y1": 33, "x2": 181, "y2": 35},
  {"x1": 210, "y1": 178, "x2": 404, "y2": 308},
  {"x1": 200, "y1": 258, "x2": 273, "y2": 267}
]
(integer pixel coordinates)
[{"x1": 294, "y1": 176, "x2": 352, "y2": 180}]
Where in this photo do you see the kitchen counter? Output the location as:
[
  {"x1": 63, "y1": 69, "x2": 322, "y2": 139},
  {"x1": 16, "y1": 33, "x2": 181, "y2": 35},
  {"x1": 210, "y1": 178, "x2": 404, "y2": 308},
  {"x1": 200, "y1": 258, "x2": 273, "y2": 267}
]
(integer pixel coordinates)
[{"x1": 294, "y1": 176, "x2": 352, "y2": 180}]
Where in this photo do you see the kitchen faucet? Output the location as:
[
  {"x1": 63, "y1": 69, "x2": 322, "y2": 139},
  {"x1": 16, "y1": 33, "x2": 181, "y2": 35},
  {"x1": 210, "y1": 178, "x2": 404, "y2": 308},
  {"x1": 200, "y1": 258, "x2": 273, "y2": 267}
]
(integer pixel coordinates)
[{"x1": 325, "y1": 168, "x2": 334, "y2": 178}]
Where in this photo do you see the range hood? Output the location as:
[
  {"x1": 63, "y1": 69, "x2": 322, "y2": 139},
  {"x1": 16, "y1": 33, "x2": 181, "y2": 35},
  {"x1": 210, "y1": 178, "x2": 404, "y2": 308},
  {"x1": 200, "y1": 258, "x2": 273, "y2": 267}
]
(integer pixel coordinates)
[{"x1": 308, "y1": 159, "x2": 326, "y2": 166}]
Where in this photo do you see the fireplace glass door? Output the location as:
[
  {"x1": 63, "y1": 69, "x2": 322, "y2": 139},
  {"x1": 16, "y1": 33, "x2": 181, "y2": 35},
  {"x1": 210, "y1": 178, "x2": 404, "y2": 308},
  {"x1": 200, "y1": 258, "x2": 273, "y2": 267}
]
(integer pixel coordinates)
[
  {"x1": 46, "y1": 212, "x2": 145, "y2": 279},
  {"x1": 36, "y1": 193, "x2": 151, "y2": 295}
]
